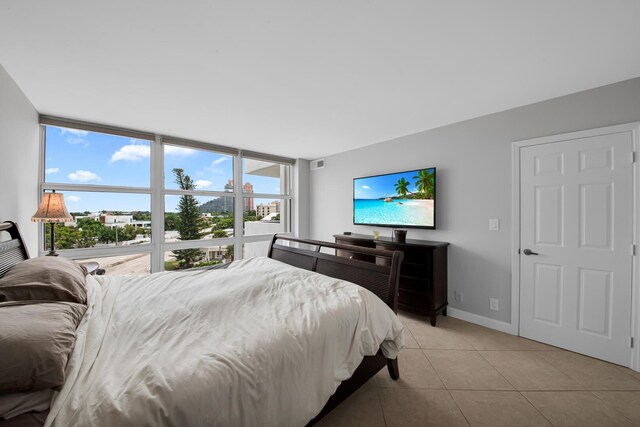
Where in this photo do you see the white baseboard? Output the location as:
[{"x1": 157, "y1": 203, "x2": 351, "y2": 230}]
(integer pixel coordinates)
[{"x1": 447, "y1": 307, "x2": 517, "y2": 335}]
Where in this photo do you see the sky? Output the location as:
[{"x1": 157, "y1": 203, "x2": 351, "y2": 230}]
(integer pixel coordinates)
[
  {"x1": 353, "y1": 168, "x2": 435, "y2": 199},
  {"x1": 44, "y1": 126, "x2": 284, "y2": 213}
]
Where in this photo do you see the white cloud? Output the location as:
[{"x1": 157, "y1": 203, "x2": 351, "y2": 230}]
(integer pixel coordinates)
[
  {"x1": 362, "y1": 185, "x2": 371, "y2": 190},
  {"x1": 68, "y1": 170, "x2": 101, "y2": 182},
  {"x1": 45, "y1": 167, "x2": 59, "y2": 174},
  {"x1": 204, "y1": 156, "x2": 231, "y2": 174},
  {"x1": 110, "y1": 144, "x2": 150, "y2": 163},
  {"x1": 57, "y1": 127, "x2": 88, "y2": 137},
  {"x1": 194, "y1": 180, "x2": 212, "y2": 188},
  {"x1": 67, "y1": 137, "x2": 88, "y2": 145},
  {"x1": 54, "y1": 127, "x2": 90, "y2": 146},
  {"x1": 212, "y1": 156, "x2": 230, "y2": 165},
  {"x1": 66, "y1": 195, "x2": 81, "y2": 202},
  {"x1": 165, "y1": 146, "x2": 196, "y2": 156}
]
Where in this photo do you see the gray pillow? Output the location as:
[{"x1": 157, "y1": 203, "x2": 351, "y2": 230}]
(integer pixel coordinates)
[
  {"x1": 0, "y1": 411, "x2": 48, "y2": 426},
  {"x1": 0, "y1": 257, "x2": 87, "y2": 304},
  {"x1": 0, "y1": 389, "x2": 53, "y2": 420},
  {"x1": 0, "y1": 302, "x2": 86, "y2": 393}
]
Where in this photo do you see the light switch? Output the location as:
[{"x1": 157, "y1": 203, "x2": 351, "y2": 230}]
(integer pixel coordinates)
[{"x1": 489, "y1": 219, "x2": 500, "y2": 231}]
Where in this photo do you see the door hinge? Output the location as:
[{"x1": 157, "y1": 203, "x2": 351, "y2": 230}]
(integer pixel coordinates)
[
  {"x1": 632, "y1": 245, "x2": 637, "y2": 256},
  {"x1": 632, "y1": 152, "x2": 637, "y2": 163},
  {"x1": 631, "y1": 337, "x2": 634, "y2": 348}
]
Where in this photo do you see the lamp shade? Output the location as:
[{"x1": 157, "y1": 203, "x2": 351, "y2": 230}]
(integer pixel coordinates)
[{"x1": 31, "y1": 192, "x2": 73, "y2": 223}]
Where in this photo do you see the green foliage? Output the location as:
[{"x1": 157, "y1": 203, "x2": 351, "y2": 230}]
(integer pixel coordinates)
[
  {"x1": 164, "y1": 212, "x2": 179, "y2": 231},
  {"x1": 225, "y1": 244, "x2": 234, "y2": 261},
  {"x1": 194, "y1": 259, "x2": 222, "y2": 267},
  {"x1": 164, "y1": 260, "x2": 180, "y2": 271},
  {"x1": 213, "y1": 216, "x2": 234, "y2": 231},
  {"x1": 394, "y1": 177, "x2": 411, "y2": 197},
  {"x1": 213, "y1": 229, "x2": 228, "y2": 238},
  {"x1": 132, "y1": 211, "x2": 151, "y2": 221},
  {"x1": 171, "y1": 168, "x2": 205, "y2": 268},
  {"x1": 45, "y1": 223, "x2": 96, "y2": 250},
  {"x1": 413, "y1": 169, "x2": 435, "y2": 199},
  {"x1": 392, "y1": 169, "x2": 435, "y2": 200}
]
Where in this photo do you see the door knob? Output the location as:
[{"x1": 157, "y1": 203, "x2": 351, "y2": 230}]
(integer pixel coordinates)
[{"x1": 523, "y1": 249, "x2": 539, "y2": 256}]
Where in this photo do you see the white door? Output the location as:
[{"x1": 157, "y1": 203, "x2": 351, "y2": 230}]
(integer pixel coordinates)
[{"x1": 519, "y1": 131, "x2": 634, "y2": 366}]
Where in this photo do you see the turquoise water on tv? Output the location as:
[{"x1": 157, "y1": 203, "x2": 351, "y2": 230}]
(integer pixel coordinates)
[{"x1": 354, "y1": 199, "x2": 434, "y2": 227}]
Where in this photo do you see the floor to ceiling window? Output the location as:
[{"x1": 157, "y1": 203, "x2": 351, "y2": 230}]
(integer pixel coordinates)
[{"x1": 39, "y1": 117, "x2": 295, "y2": 274}]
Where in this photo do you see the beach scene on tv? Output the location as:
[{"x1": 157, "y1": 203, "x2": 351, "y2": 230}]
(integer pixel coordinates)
[{"x1": 353, "y1": 168, "x2": 435, "y2": 227}]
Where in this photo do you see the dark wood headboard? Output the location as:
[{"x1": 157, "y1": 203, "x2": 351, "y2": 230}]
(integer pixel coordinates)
[
  {"x1": 0, "y1": 221, "x2": 30, "y2": 278},
  {"x1": 267, "y1": 234, "x2": 404, "y2": 312}
]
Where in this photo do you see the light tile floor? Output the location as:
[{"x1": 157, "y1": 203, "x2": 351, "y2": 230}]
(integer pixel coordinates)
[{"x1": 317, "y1": 311, "x2": 640, "y2": 427}]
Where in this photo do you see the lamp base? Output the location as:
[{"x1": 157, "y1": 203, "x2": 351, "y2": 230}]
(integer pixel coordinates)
[{"x1": 47, "y1": 223, "x2": 59, "y2": 257}]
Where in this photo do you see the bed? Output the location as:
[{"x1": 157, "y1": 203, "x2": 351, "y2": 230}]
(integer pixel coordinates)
[{"x1": 0, "y1": 222, "x2": 405, "y2": 426}]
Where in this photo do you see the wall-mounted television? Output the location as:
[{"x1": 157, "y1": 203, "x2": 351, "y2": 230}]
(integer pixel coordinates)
[{"x1": 353, "y1": 167, "x2": 436, "y2": 229}]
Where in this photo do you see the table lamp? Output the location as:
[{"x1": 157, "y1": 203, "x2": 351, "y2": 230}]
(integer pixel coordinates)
[{"x1": 31, "y1": 190, "x2": 73, "y2": 256}]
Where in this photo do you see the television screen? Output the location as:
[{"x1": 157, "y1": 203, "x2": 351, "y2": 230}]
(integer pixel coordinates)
[{"x1": 353, "y1": 167, "x2": 436, "y2": 229}]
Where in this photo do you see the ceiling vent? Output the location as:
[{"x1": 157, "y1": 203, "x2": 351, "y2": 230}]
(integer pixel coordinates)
[{"x1": 310, "y1": 158, "x2": 325, "y2": 170}]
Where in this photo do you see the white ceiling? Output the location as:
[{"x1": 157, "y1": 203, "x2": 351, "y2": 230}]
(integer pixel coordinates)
[{"x1": 1, "y1": 1, "x2": 640, "y2": 159}]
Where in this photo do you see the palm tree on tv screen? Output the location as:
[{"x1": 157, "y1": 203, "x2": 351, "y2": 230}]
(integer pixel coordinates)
[
  {"x1": 394, "y1": 177, "x2": 411, "y2": 198},
  {"x1": 413, "y1": 169, "x2": 434, "y2": 199}
]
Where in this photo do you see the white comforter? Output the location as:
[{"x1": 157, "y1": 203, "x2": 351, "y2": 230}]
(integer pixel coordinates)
[{"x1": 45, "y1": 256, "x2": 404, "y2": 427}]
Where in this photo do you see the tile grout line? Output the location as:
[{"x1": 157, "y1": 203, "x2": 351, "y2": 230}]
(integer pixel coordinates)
[
  {"x1": 476, "y1": 350, "x2": 519, "y2": 391},
  {"x1": 587, "y1": 390, "x2": 637, "y2": 425},
  {"x1": 374, "y1": 387, "x2": 389, "y2": 427},
  {"x1": 417, "y1": 349, "x2": 472, "y2": 427},
  {"x1": 420, "y1": 348, "x2": 447, "y2": 390},
  {"x1": 519, "y1": 391, "x2": 557, "y2": 426},
  {"x1": 404, "y1": 324, "x2": 420, "y2": 349},
  {"x1": 532, "y1": 353, "x2": 593, "y2": 389},
  {"x1": 444, "y1": 389, "x2": 472, "y2": 427},
  {"x1": 478, "y1": 350, "x2": 587, "y2": 391}
]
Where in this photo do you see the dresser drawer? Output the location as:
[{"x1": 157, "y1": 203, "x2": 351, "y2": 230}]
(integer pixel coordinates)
[
  {"x1": 398, "y1": 276, "x2": 428, "y2": 294},
  {"x1": 399, "y1": 262, "x2": 428, "y2": 279},
  {"x1": 398, "y1": 288, "x2": 431, "y2": 308},
  {"x1": 335, "y1": 233, "x2": 448, "y2": 326}
]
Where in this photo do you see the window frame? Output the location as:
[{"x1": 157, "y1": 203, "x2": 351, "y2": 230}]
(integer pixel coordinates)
[
  {"x1": 38, "y1": 116, "x2": 296, "y2": 273},
  {"x1": 239, "y1": 154, "x2": 293, "y2": 259}
]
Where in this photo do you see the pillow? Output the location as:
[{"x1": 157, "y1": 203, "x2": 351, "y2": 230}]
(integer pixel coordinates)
[
  {"x1": 0, "y1": 411, "x2": 48, "y2": 426},
  {"x1": 0, "y1": 389, "x2": 53, "y2": 420},
  {"x1": 0, "y1": 257, "x2": 87, "y2": 304},
  {"x1": 0, "y1": 302, "x2": 86, "y2": 393}
]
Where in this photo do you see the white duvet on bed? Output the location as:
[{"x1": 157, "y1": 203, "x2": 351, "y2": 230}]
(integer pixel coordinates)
[{"x1": 45, "y1": 256, "x2": 404, "y2": 427}]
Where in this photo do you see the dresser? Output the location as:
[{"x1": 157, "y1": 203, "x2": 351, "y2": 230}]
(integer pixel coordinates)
[{"x1": 334, "y1": 233, "x2": 449, "y2": 326}]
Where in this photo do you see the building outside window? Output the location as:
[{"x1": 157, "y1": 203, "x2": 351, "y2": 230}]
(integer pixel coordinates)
[
  {"x1": 39, "y1": 117, "x2": 295, "y2": 274},
  {"x1": 242, "y1": 156, "x2": 292, "y2": 258}
]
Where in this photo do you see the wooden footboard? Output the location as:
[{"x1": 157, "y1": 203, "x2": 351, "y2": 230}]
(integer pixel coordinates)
[
  {"x1": 267, "y1": 235, "x2": 404, "y2": 424},
  {"x1": 268, "y1": 235, "x2": 403, "y2": 312}
]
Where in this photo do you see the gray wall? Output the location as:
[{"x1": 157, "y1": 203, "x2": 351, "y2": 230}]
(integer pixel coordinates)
[
  {"x1": 294, "y1": 158, "x2": 311, "y2": 239},
  {"x1": 0, "y1": 65, "x2": 40, "y2": 254},
  {"x1": 310, "y1": 77, "x2": 640, "y2": 324}
]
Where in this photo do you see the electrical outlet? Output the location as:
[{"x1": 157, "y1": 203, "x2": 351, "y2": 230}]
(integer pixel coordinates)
[
  {"x1": 489, "y1": 219, "x2": 500, "y2": 231},
  {"x1": 454, "y1": 291, "x2": 463, "y2": 302},
  {"x1": 489, "y1": 298, "x2": 499, "y2": 311}
]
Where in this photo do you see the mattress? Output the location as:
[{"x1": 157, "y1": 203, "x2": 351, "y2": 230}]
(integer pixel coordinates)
[{"x1": 45, "y1": 256, "x2": 404, "y2": 426}]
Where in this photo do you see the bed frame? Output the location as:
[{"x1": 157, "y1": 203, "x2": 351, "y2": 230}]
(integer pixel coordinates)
[
  {"x1": 0, "y1": 224, "x2": 403, "y2": 425},
  {"x1": 0, "y1": 221, "x2": 30, "y2": 278},
  {"x1": 268, "y1": 234, "x2": 404, "y2": 425}
]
